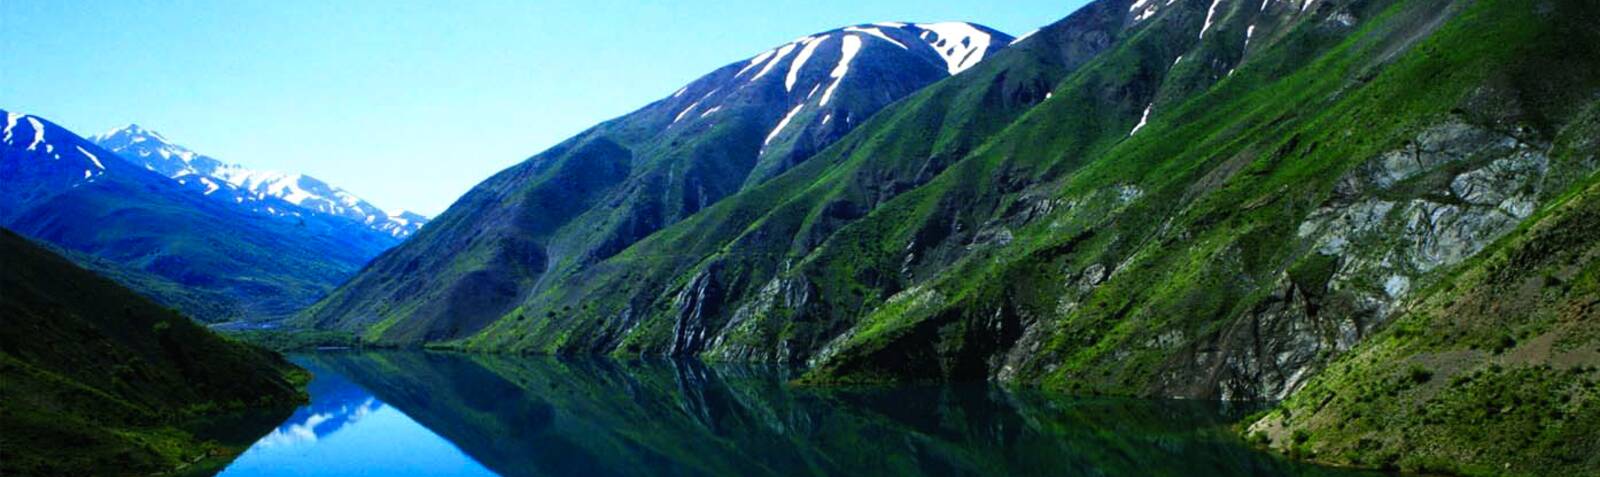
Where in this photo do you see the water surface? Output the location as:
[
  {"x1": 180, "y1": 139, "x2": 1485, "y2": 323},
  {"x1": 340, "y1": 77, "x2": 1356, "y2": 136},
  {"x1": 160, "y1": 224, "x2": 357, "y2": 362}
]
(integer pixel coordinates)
[{"x1": 218, "y1": 351, "x2": 1376, "y2": 476}]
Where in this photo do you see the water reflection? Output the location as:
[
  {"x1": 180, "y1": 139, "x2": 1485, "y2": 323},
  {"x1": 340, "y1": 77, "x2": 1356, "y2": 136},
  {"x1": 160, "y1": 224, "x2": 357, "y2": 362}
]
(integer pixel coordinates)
[
  {"x1": 217, "y1": 351, "x2": 1378, "y2": 477},
  {"x1": 253, "y1": 361, "x2": 383, "y2": 448},
  {"x1": 216, "y1": 357, "x2": 494, "y2": 476}
]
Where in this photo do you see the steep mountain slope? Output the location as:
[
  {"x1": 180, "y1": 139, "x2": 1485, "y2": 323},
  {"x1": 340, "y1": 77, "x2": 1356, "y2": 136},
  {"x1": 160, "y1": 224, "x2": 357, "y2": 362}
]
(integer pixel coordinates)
[
  {"x1": 448, "y1": 1, "x2": 1133, "y2": 355},
  {"x1": 91, "y1": 125, "x2": 427, "y2": 239},
  {"x1": 1, "y1": 110, "x2": 391, "y2": 321},
  {"x1": 370, "y1": 0, "x2": 1600, "y2": 418},
  {"x1": 301, "y1": 3, "x2": 1596, "y2": 458},
  {"x1": 302, "y1": 22, "x2": 1013, "y2": 341},
  {"x1": 0, "y1": 228, "x2": 305, "y2": 476},
  {"x1": 1249, "y1": 173, "x2": 1600, "y2": 474},
  {"x1": 791, "y1": 0, "x2": 1597, "y2": 401}
]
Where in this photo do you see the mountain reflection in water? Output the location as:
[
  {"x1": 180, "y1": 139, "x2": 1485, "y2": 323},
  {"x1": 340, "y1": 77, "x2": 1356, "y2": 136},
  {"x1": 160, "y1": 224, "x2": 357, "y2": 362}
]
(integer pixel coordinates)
[{"x1": 217, "y1": 351, "x2": 1377, "y2": 477}]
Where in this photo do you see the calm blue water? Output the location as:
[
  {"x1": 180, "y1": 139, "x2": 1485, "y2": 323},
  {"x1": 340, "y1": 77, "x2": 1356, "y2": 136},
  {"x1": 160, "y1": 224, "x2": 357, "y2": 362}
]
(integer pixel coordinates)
[
  {"x1": 217, "y1": 357, "x2": 494, "y2": 477},
  {"x1": 215, "y1": 352, "x2": 1376, "y2": 477}
]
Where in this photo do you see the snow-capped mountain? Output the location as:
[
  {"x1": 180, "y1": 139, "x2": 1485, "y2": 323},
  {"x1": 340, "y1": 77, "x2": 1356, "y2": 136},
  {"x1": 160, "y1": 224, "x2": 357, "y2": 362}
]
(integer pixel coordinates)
[
  {"x1": 659, "y1": 21, "x2": 1012, "y2": 186},
  {"x1": 2, "y1": 111, "x2": 110, "y2": 195},
  {"x1": 3, "y1": 108, "x2": 395, "y2": 322},
  {"x1": 677, "y1": 22, "x2": 1007, "y2": 141},
  {"x1": 304, "y1": 21, "x2": 1014, "y2": 342},
  {"x1": 90, "y1": 125, "x2": 427, "y2": 238}
]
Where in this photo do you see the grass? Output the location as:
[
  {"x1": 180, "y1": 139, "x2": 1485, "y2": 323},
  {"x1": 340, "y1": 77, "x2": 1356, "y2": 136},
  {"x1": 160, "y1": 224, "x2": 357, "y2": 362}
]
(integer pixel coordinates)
[{"x1": 0, "y1": 229, "x2": 307, "y2": 476}]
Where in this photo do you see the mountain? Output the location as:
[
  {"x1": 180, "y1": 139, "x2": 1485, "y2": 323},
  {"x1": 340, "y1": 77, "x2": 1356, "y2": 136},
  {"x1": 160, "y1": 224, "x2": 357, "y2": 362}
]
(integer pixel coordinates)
[
  {"x1": 90, "y1": 125, "x2": 427, "y2": 239},
  {"x1": 1250, "y1": 173, "x2": 1600, "y2": 475},
  {"x1": 297, "y1": 0, "x2": 1597, "y2": 472},
  {"x1": 301, "y1": 22, "x2": 1014, "y2": 340},
  {"x1": 0, "y1": 228, "x2": 305, "y2": 476},
  {"x1": 387, "y1": 0, "x2": 1596, "y2": 392},
  {"x1": 1, "y1": 109, "x2": 392, "y2": 322}
]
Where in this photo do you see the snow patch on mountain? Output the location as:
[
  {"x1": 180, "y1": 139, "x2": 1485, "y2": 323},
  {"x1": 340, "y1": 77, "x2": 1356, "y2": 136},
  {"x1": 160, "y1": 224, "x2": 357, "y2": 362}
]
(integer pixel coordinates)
[
  {"x1": 91, "y1": 125, "x2": 428, "y2": 238},
  {"x1": 3, "y1": 112, "x2": 20, "y2": 142},
  {"x1": 75, "y1": 146, "x2": 104, "y2": 170},
  {"x1": 821, "y1": 35, "x2": 864, "y2": 106},
  {"x1": 737, "y1": 50, "x2": 777, "y2": 77},
  {"x1": 1131, "y1": 104, "x2": 1154, "y2": 136},
  {"x1": 2, "y1": 112, "x2": 109, "y2": 187},
  {"x1": 766, "y1": 104, "x2": 806, "y2": 145},
  {"x1": 787, "y1": 36, "x2": 828, "y2": 91},
  {"x1": 844, "y1": 26, "x2": 908, "y2": 49},
  {"x1": 1201, "y1": 0, "x2": 1223, "y2": 39},
  {"x1": 24, "y1": 117, "x2": 46, "y2": 151},
  {"x1": 1011, "y1": 29, "x2": 1040, "y2": 45},
  {"x1": 914, "y1": 22, "x2": 993, "y2": 75},
  {"x1": 659, "y1": 21, "x2": 1009, "y2": 158},
  {"x1": 749, "y1": 42, "x2": 799, "y2": 82},
  {"x1": 674, "y1": 101, "x2": 701, "y2": 123},
  {"x1": 1130, "y1": 0, "x2": 1161, "y2": 22}
]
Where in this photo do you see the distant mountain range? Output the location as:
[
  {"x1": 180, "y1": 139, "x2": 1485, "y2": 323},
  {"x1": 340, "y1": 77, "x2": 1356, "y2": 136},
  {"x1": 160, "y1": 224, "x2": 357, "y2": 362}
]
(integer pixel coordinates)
[
  {"x1": 6, "y1": 0, "x2": 1599, "y2": 474},
  {"x1": 90, "y1": 124, "x2": 426, "y2": 239},
  {"x1": 1, "y1": 109, "x2": 399, "y2": 322}
]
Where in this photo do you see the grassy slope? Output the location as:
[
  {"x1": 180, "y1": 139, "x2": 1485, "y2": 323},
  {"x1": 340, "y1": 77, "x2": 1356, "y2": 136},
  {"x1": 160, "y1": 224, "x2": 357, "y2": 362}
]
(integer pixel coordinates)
[
  {"x1": 302, "y1": 1, "x2": 1592, "y2": 471},
  {"x1": 462, "y1": 0, "x2": 1404, "y2": 374},
  {"x1": 44, "y1": 243, "x2": 248, "y2": 323},
  {"x1": 802, "y1": 0, "x2": 1599, "y2": 399},
  {"x1": 19, "y1": 175, "x2": 379, "y2": 320},
  {"x1": 456, "y1": 0, "x2": 1134, "y2": 355},
  {"x1": 302, "y1": 31, "x2": 975, "y2": 344},
  {"x1": 0, "y1": 228, "x2": 307, "y2": 476},
  {"x1": 1248, "y1": 172, "x2": 1600, "y2": 474},
  {"x1": 436, "y1": 0, "x2": 1600, "y2": 416}
]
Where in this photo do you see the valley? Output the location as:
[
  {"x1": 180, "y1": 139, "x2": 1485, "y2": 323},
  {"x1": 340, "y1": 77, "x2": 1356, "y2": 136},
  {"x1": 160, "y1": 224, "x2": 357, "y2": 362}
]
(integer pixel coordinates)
[{"x1": 2, "y1": 0, "x2": 1596, "y2": 475}]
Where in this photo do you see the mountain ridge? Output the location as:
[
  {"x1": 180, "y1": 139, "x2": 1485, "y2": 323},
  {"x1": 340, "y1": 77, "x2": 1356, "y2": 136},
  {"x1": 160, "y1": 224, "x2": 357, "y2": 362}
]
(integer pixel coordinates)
[
  {"x1": 300, "y1": 20, "x2": 1015, "y2": 341},
  {"x1": 2, "y1": 109, "x2": 391, "y2": 322},
  {"x1": 308, "y1": 0, "x2": 1598, "y2": 418},
  {"x1": 90, "y1": 124, "x2": 428, "y2": 239}
]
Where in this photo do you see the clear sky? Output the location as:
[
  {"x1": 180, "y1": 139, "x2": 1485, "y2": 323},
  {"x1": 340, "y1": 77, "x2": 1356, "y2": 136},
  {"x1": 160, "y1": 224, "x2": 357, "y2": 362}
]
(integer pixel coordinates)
[{"x1": 1, "y1": 0, "x2": 1089, "y2": 216}]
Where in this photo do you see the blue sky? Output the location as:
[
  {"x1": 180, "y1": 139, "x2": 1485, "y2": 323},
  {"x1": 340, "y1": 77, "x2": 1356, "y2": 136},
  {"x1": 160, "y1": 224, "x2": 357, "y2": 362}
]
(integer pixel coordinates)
[{"x1": 1, "y1": 0, "x2": 1089, "y2": 216}]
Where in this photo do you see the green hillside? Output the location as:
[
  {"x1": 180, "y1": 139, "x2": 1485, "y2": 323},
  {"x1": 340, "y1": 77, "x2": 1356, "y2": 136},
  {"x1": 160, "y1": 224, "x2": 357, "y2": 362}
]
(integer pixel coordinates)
[
  {"x1": 0, "y1": 228, "x2": 307, "y2": 476},
  {"x1": 436, "y1": 0, "x2": 1594, "y2": 398},
  {"x1": 294, "y1": 0, "x2": 1597, "y2": 473},
  {"x1": 301, "y1": 23, "x2": 1011, "y2": 342},
  {"x1": 1249, "y1": 173, "x2": 1600, "y2": 475}
]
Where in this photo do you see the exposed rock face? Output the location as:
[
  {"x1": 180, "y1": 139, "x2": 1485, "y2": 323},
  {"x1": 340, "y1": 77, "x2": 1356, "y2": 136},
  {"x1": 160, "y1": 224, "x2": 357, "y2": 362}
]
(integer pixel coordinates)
[
  {"x1": 670, "y1": 265, "x2": 726, "y2": 355},
  {"x1": 705, "y1": 274, "x2": 816, "y2": 363},
  {"x1": 1197, "y1": 120, "x2": 1556, "y2": 400}
]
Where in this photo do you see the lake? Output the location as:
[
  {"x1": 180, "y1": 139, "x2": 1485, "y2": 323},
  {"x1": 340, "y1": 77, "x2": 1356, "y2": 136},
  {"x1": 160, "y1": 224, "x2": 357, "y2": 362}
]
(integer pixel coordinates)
[{"x1": 214, "y1": 351, "x2": 1376, "y2": 476}]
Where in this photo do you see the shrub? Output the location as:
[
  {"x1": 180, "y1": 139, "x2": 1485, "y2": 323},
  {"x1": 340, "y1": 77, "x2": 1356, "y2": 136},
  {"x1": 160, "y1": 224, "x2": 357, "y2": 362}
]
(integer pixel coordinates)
[{"x1": 1409, "y1": 365, "x2": 1434, "y2": 384}]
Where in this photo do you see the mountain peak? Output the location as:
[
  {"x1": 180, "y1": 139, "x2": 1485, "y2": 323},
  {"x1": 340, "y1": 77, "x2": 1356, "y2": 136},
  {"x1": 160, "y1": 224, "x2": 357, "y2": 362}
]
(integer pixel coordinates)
[
  {"x1": 89, "y1": 126, "x2": 429, "y2": 238},
  {"x1": 905, "y1": 21, "x2": 1006, "y2": 74},
  {"x1": 95, "y1": 123, "x2": 168, "y2": 143},
  {"x1": 795, "y1": 21, "x2": 1010, "y2": 76},
  {"x1": 659, "y1": 20, "x2": 1012, "y2": 170}
]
